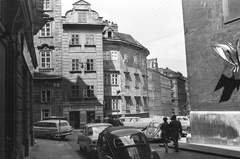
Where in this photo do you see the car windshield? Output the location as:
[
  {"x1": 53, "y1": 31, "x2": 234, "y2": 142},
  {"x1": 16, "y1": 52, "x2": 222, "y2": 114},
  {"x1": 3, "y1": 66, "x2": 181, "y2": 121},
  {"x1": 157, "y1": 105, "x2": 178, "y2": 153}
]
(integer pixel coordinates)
[
  {"x1": 149, "y1": 122, "x2": 161, "y2": 127},
  {"x1": 114, "y1": 134, "x2": 146, "y2": 148},
  {"x1": 88, "y1": 126, "x2": 109, "y2": 136}
]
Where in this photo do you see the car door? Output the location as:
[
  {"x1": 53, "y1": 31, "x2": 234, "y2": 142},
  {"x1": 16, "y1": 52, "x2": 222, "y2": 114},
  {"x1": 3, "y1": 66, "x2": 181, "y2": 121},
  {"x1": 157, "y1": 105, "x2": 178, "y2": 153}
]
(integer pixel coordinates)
[{"x1": 98, "y1": 134, "x2": 112, "y2": 159}]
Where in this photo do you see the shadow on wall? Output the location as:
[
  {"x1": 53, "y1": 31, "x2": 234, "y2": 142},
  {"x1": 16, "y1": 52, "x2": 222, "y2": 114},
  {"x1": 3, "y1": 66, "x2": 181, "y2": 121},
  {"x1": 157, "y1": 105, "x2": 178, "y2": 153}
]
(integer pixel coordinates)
[{"x1": 189, "y1": 112, "x2": 240, "y2": 146}]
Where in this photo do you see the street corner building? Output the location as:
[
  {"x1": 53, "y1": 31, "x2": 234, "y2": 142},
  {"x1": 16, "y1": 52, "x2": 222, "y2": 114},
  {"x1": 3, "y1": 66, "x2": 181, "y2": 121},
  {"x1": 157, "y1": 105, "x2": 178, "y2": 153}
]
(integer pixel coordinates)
[
  {"x1": 0, "y1": 0, "x2": 49, "y2": 159},
  {"x1": 182, "y1": 0, "x2": 240, "y2": 146}
]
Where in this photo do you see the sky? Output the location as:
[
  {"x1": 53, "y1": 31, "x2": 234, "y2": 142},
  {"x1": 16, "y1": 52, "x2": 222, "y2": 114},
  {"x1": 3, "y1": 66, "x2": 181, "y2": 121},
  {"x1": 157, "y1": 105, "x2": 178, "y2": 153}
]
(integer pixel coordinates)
[{"x1": 62, "y1": 0, "x2": 187, "y2": 77}]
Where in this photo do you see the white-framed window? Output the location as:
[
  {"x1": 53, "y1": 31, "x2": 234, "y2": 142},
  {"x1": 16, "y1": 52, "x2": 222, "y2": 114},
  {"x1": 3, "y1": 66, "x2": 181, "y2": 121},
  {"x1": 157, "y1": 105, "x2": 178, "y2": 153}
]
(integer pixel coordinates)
[
  {"x1": 87, "y1": 85, "x2": 94, "y2": 98},
  {"x1": 71, "y1": 85, "x2": 80, "y2": 98},
  {"x1": 78, "y1": 13, "x2": 87, "y2": 23},
  {"x1": 111, "y1": 51, "x2": 118, "y2": 60},
  {"x1": 40, "y1": 23, "x2": 51, "y2": 36},
  {"x1": 40, "y1": 50, "x2": 51, "y2": 68},
  {"x1": 112, "y1": 98, "x2": 118, "y2": 110},
  {"x1": 70, "y1": 34, "x2": 79, "y2": 45},
  {"x1": 41, "y1": 109, "x2": 51, "y2": 120},
  {"x1": 72, "y1": 59, "x2": 80, "y2": 71},
  {"x1": 41, "y1": 90, "x2": 51, "y2": 102},
  {"x1": 43, "y1": 0, "x2": 51, "y2": 10},
  {"x1": 86, "y1": 59, "x2": 94, "y2": 71},
  {"x1": 104, "y1": 73, "x2": 111, "y2": 85},
  {"x1": 86, "y1": 34, "x2": 94, "y2": 45},
  {"x1": 111, "y1": 74, "x2": 118, "y2": 85}
]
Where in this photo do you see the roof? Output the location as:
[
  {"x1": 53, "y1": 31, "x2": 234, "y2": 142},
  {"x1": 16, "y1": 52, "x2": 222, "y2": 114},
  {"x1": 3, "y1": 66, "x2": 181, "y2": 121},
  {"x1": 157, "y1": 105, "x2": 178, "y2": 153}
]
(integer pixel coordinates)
[
  {"x1": 84, "y1": 123, "x2": 112, "y2": 127},
  {"x1": 102, "y1": 126, "x2": 142, "y2": 137}
]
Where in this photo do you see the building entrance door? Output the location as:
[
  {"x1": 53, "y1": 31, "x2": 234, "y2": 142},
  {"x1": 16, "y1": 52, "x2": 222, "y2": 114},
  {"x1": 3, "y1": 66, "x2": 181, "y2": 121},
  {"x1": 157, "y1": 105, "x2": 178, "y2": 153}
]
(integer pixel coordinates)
[
  {"x1": 69, "y1": 111, "x2": 80, "y2": 129},
  {"x1": 87, "y1": 111, "x2": 95, "y2": 123}
]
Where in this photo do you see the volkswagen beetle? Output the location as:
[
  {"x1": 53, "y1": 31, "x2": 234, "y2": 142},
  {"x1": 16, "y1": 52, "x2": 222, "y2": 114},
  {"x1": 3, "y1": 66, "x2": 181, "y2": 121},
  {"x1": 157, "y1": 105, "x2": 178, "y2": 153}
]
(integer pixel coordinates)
[{"x1": 94, "y1": 126, "x2": 160, "y2": 159}]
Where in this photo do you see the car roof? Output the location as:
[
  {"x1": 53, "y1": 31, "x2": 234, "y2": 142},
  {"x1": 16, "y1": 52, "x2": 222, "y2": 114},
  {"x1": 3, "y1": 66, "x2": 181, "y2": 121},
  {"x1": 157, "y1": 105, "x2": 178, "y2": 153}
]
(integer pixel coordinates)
[
  {"x1": 84, "y1": 123, "x2": 112, "y2": 127},
  {"x1": 38, "y1": 120, "x2": 68, "y2": 123},
  {"x1": 102, "y1": 126, "x2": 142, "y2": 137},
  {"x1": 119, "y1": 117, "x2": 140, "y2": 119}
]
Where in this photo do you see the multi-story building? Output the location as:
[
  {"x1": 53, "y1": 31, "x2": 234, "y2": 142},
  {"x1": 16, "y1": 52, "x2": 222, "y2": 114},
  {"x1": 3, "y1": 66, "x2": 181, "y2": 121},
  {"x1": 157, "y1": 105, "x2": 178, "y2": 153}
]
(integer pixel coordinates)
[
  {"x1": 61, "y1": 0, "x2": 105, "y2": 128},
  {"x1": 147, "y1": 58, "x2": 172, "y2": 117},
  {"x1": 103, "y1": 22, "x2": 150, "y2": 118},
  {"x1": 182, "y1": 0, "x2": 240, "y2": 146},
  {"x1": 33, "y1": 0, "x2": 63, "y2": 122},
  {"x1": 0, "y1": 0, "x2": 47, "y2": 158},
  {"x1": 160, "y1": 68, "x2": 187, "y2": 116}
]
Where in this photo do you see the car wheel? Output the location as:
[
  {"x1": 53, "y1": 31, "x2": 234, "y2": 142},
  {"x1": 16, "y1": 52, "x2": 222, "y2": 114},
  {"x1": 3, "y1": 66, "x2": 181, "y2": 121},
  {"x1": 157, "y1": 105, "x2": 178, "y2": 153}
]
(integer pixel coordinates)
[
  {"x1": 46, "y1": 134, "x2": 52, "y2": 140},
  {"x1": 60, "y1": 135, "x2": 66, "y2": 140}
]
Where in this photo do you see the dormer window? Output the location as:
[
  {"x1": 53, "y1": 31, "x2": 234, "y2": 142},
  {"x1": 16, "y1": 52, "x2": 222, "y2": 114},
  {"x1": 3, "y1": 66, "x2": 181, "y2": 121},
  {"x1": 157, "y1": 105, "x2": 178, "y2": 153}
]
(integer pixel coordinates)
[
  {"x1": 78, "y1": 13, "x2": 87, "y2": 23},
  {"x1": 108, "y1": 31, "x2": 112, "y2": 38}
]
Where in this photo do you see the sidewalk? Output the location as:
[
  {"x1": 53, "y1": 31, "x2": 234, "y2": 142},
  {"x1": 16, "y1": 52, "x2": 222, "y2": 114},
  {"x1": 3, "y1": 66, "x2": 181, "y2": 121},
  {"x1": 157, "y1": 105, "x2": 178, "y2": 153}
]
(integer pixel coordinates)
[
  {"x1": 160, "y1": 139, "x2": 240, "y2": 159},
  {"x1": 26, "y1": 139, "x2": 79, "y2": 159}
]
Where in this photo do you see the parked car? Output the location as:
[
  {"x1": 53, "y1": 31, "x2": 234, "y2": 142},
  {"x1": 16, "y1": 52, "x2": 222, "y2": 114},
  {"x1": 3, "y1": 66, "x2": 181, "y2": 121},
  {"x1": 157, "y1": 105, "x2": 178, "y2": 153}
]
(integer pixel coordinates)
[
  {"x1": 33, "y1": 120, "x2": 73, "y2": 140},
  {"x1": 95, "y1": 126, "x2": 161, "y2": 159},
  {"x1": 119, "y1": 117, "x2": 152, "y2": 129},
  {"x1": 77, "y1": 123, "x2": 112, "y2": 154},
  {"x1": 143, "y1": 120, "x2": 163, "y2": 142}
]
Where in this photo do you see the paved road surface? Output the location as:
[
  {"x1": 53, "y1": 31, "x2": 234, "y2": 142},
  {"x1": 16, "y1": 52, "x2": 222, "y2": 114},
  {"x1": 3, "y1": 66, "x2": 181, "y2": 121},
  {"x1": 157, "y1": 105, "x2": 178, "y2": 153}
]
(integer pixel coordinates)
[{"x1": 66, "y1": 131, "x2": 228, "y2": 159}]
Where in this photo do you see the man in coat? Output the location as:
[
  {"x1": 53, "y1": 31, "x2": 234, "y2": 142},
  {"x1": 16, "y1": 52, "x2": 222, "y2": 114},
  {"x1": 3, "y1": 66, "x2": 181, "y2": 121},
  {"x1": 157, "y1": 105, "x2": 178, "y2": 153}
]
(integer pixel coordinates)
[{"x1": 169, "y1": 115, "x2": 182, "y2": 152}]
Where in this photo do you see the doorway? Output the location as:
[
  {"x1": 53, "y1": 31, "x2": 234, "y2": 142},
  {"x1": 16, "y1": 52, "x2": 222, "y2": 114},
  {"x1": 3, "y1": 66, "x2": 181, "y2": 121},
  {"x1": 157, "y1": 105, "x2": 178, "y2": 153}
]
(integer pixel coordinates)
[
  {"x1": 87, "y1": 111, "x2": 95, "y2": 123},
  {"x1": 69, "y1": 111, "x2": 80, "y2": 129}
]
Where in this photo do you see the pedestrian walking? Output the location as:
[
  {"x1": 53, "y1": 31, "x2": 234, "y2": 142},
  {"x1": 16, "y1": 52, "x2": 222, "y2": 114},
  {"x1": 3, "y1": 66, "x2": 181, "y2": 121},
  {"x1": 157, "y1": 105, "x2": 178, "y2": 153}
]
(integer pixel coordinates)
[
  {"x1": 95, "y1": 116, "x2": 101, "y2": 123},
  {"x1": 113, "y1": 116, "x2": 123, "y2": 126},
  {"x1": 159, "y1": 117, "x2": 170, "y2": 153},
  {"x1": 169, "y1": 115, "x2": 182, "y2": 152},
  {"x1": 107, "y1": 115, "x2": 114, "y2": 126}
]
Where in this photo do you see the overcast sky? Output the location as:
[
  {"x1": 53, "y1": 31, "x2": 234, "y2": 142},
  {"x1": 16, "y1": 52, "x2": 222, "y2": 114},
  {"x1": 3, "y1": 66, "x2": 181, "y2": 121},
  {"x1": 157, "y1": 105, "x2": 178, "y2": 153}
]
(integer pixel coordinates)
[{"x1": 62, "y1": 0, "x2": 187, "y2": 76}]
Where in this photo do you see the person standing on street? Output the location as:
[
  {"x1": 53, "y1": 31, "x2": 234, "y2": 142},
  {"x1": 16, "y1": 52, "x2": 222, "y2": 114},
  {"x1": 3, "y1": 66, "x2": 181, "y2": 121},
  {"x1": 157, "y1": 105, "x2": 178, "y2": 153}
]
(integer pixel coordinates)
[
  {"x1": 159, "y1": 117, "x2": 170, "y2": 153},
  {"x1": 95, "y1": 116, "x2": 101, "y2": 123},
  {"x1": 169, "y1": 115, "x2": 182, "y2": 152},
  {"x1": 107, "y1": 115, "x2": 114, "y2": 126}
]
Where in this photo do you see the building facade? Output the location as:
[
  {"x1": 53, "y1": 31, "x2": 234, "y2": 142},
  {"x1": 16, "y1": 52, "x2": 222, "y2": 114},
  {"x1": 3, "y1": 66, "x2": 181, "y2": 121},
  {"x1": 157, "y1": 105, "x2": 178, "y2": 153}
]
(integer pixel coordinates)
[
  {"x1": 182, "y1": 0, "x2": 240, "y2": 146},
  {"x1": 0, "y1": 0, "x2": 47, "y2": 158},
  {"x1": 103, "y1": 23, "x2": 150, "y2": 118},
  {"x1": 160, "y1": 68, "x2": 187, "y2": 116},
  {"x1": 147, "y1": 58, "x2": 172, "y2": 117},
  {"x1": 33, "y1": 0, "x2": 63, "y2": 122}
]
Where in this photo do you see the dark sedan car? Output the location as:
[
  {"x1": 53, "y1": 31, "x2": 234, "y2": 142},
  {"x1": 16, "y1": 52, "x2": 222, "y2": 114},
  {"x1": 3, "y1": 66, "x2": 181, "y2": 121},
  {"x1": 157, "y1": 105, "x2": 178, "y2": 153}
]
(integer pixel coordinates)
[{"x1": 94, "y1": 126, "x2": 160, "y2": 159}]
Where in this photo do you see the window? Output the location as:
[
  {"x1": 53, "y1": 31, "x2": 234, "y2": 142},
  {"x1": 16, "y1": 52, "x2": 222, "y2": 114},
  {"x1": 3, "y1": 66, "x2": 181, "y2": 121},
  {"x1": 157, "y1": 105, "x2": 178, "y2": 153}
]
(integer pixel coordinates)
[
  {"x1": 112, "y1": 98, "x2": 118, "y2": 110},
  {"x1": 40, "y1": 51, "x2": 51, "y2": 68},
  {"x1": 103, "y1": 51, "x2": 119, "y2": 60},
  {"x1": 111, "y1": 74, "x2": 118, "y2": 85},
  {"x1": 104, "y1": 99, "x2": 111, "y2": 110},
  {"x1": 222, "y1": 0, "x2": 240, "y2": 23},
  {"x1": 78, "y1": 13, "x2": 87, "y2": 23},
  {"x1": 142, "y1": 75, "x2": 147, "y2": 90},
  {"x1": 143, "y1": 97, "x2": 148, "y2": 108},
  {"x1": 70, "y1": 34, "x2": 79, "y2": 45},
  {"x1": 125, "y1": 97, "x2": 132, "y2": 110},
  {"x1": 41, "y1": 90, "x2": 51, "y2": 102},
  {"x1": 124, "y1": 72, "x2": 131, "y2": 88},
  {"x1": 41, "y1": 109, "x2": 51, "y2": 120},
  {"x1": 86, "y1": 34, "x2": 94, "y2": 45},
  {"x1": 40, "y1": 23, "x2": 51, "y2": 36},
  {"x1": 86, "y1": 85, "x2": 94, "y2": 98},
  {"x1": 134, "y1": 74, "x2": 140, "y2": 88},
  {"x1": 43, "y1": 0, "x2": 51, "y2": 10},
  {"x1": 104, "y1": 73, "x2": 111, "y2": 85},
  {"x1": 135, "y1": 97, "x2": 141, "y2": 111},
  {"x1": 111, "y1": 51, "x2": 118, "y2": 60},
  {"x1": 142, "y1": 58, "x2": 146, "y2": 66},
  {"x1": 72, "y1": 85, "x2": 80, "y2": 98},
  {"x1": 123, "y1": 54, "x2": 128, "y2": 62},
  {"x1": 72, "y1": 59, "x2": 80, "y2": 71},
  {"x1": 86, "y1": 59, "x2": 94, "y2": 71},
  {"x1": 104, "y1": 51, "x2": 111, "y2": 60},
  {"x1": 104, "y1": 73, "x2": 118, "y2": 85},
  {"x1": 134, "y1": 56, "x2": 138, "y2": 65}
]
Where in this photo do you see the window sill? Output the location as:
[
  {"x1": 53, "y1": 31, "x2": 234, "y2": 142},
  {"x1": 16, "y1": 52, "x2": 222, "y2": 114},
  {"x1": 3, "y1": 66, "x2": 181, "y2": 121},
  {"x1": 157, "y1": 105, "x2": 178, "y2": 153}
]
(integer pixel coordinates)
[
  {"x1": 85, "y1": 70, "x2": 96, "y2": 73},
  {"x1": 39, "y1": 68, "x2": 54, "y2": 71},
  {"x1": 69, "y1": 44, "x2": 81, "y2": 47},
  {"x1": 39, "y1": 36, "x2": 53, "y2": 38},
  {"x1": 84, "y1": 44, "x2": 96, "y2": 47}
]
